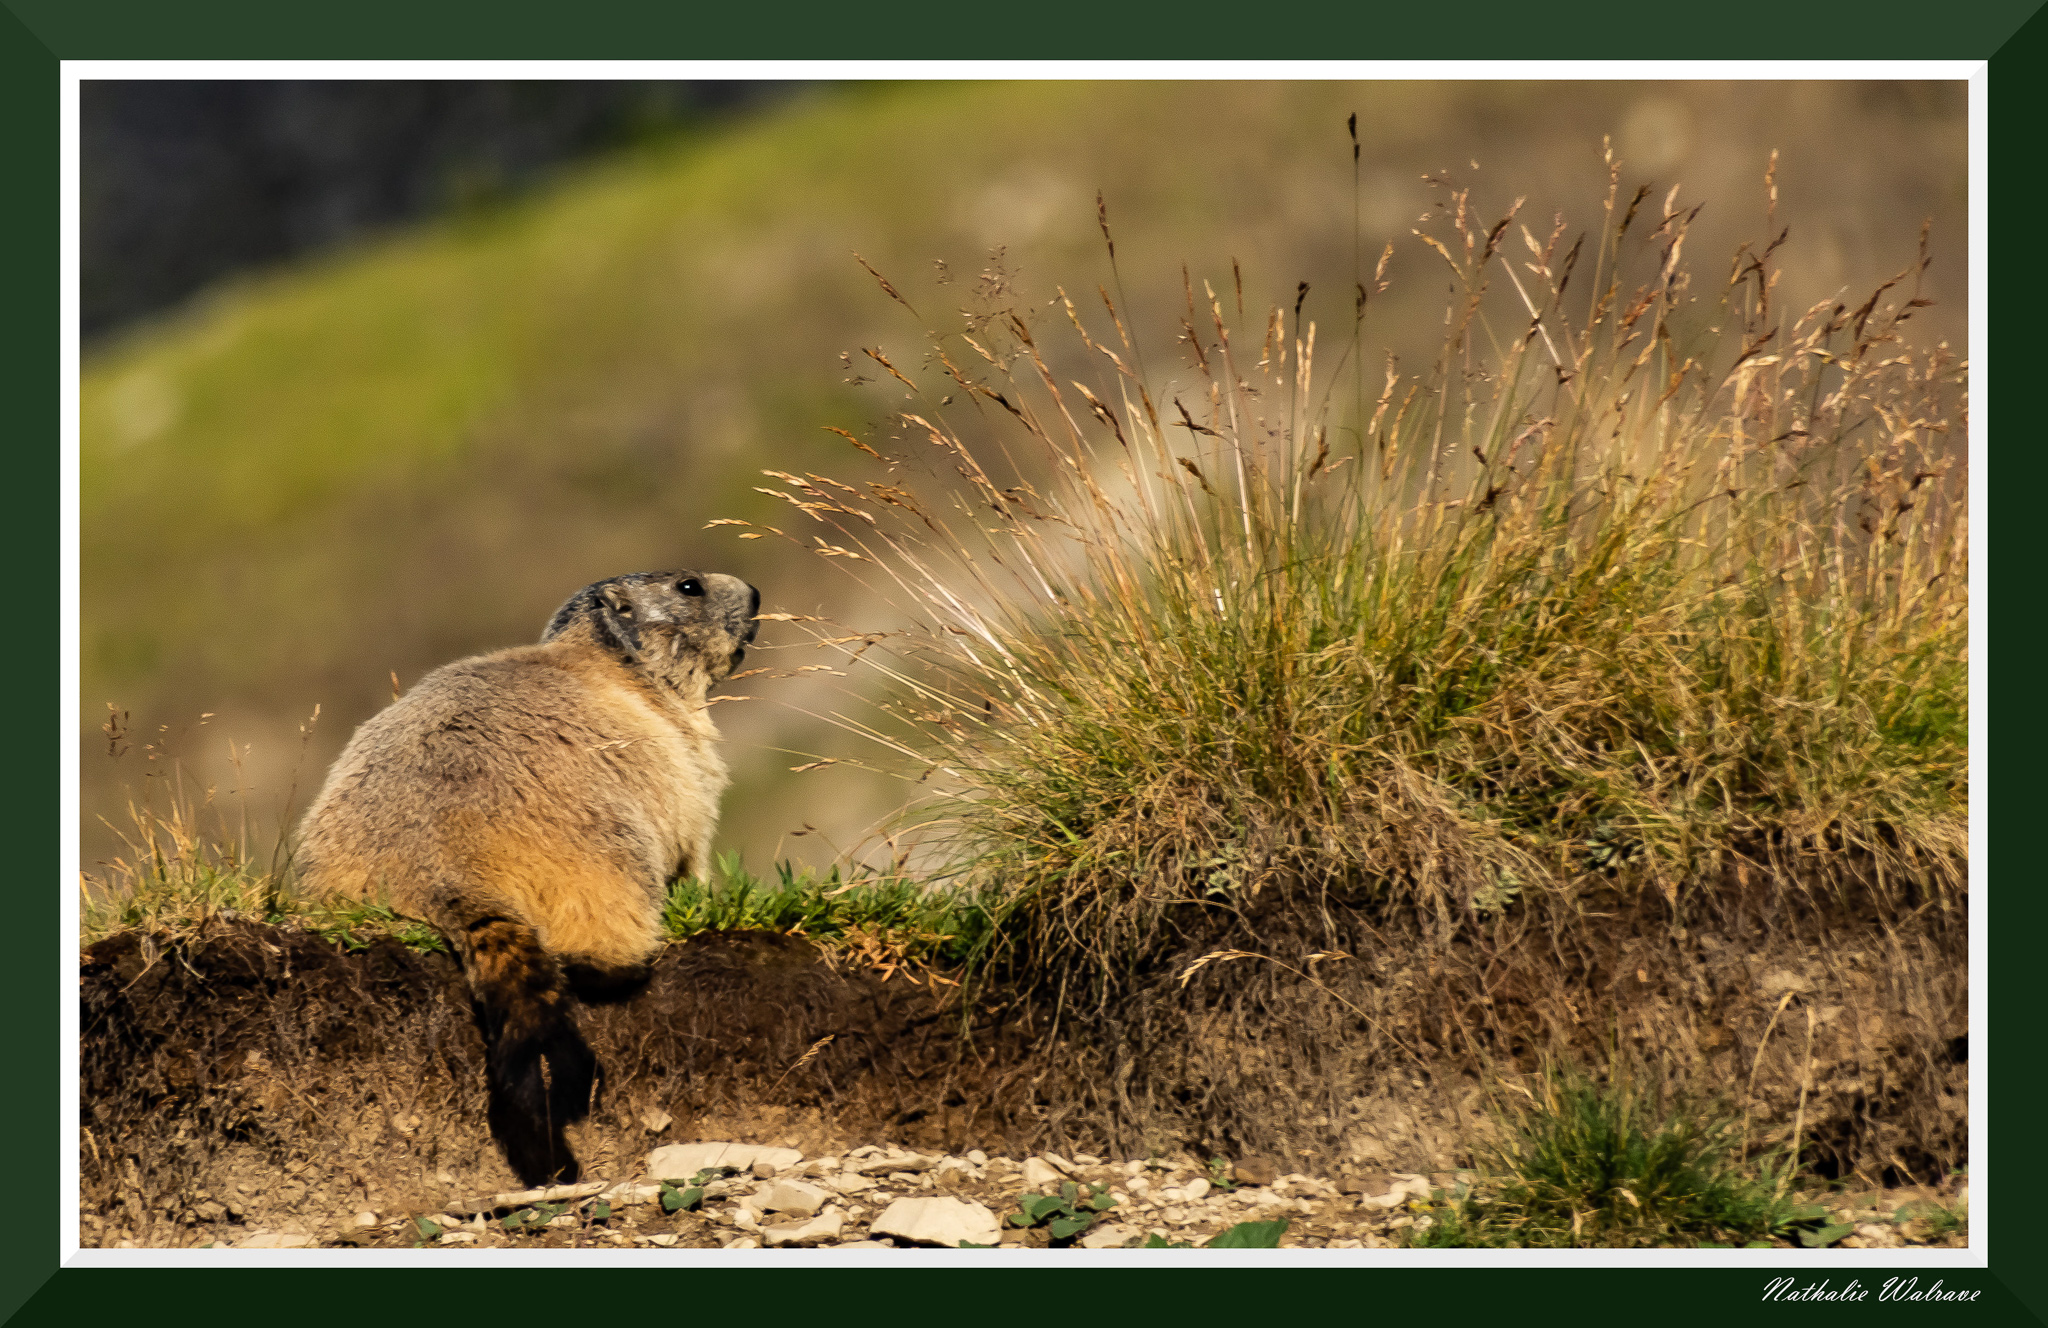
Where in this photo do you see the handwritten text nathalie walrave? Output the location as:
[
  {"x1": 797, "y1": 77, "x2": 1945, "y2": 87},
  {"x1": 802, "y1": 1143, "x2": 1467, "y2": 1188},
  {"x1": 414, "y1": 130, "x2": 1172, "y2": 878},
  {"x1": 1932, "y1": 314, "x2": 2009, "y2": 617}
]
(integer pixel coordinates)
[{"x1": 1763, "y1": 1277, "x2": 1979, "y2": 1303}]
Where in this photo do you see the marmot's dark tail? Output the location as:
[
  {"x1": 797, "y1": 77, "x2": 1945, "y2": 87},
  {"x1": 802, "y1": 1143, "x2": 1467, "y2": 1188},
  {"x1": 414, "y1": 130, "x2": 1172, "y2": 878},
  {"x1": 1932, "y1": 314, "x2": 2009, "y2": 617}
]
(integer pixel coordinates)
[{"x1": 456, "y1": 913, "x2": 599, "y2": 1186}]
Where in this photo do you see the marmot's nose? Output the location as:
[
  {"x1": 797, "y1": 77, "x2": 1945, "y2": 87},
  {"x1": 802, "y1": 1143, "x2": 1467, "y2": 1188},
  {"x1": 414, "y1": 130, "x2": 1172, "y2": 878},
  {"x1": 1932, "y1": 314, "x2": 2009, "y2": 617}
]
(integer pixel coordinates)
[{"x1": 704, "y1": 573, "x2": 761, "y2": 643}]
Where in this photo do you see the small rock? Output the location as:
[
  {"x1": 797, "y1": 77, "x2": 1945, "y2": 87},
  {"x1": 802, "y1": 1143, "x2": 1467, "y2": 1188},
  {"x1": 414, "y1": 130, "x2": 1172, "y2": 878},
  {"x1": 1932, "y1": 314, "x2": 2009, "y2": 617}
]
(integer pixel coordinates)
[
  {"x1": 1162, "y1": 1206, "x2": 1188, "y2": 1224},
  {"x1": 759, "y1": 1179, "x2": 831, "y2": 1218},
  {"x1": 600, "y1": 1182, "x2": 666, "y2": 1207},
  {"x1": 1233, "y1": 1157, "x2": 1280, "y2": 1186},
  {"x1": 764, "y1": 1209, "x2": 845, "y2": 1247},
  {"x1": 966, "y1": 1150, "x2": 988, "y2": 1167},
  {"x1": 1184, "y1": 1178, "x2": 1211, "y2": 1202},
  {"x1": 1072, "y1": 1153, "x2": 1103, "y2": 1166},
  {"x1": 723, "y1": 1236, "x2": 760, "y2": 1250},
  {"x1": 447, "y1": 1181, "x2": 607, "y2": 1216},
  {"x1": 1021, "y1": 1158, "x2": 1065, "y2": 1188},
  {"x1": 547, "y1": 1214, "x2": 579, "y2": 1229},
  {"x1": 1042, "y1": 1152, "x2": 1076, "y2": 1175},
  {"x1": 193, "y1": 1201, "x2": 227, "y2": 1223},
  {"x1": 1361, "y1": 1176, "x2": 1433, "y2": 1210},
  {"x1": 828, "y1": 1174, "x2": 877, "y2": 1195},
  {"x1": 751, "y1": 1159, "x2": 781, "y2": 1180},
  {"x1": 1761, "y1": 969, "x2": 1816, "y2": 998},
  {"x1": 835, "y1": 1239, "x2": 893, "y2": 1249},
  {"x1": 1078, "y1": 1222, "x2": 1135, "y2": 1248},
  {"x1": 646, "y1": 1233, "x2": 678, "y2": 1247},
  {"x1": 239, "y1": 1232, "x2": 313, "y2": 1249},
  {"x1": 1338, "y1": 1172, "x2": 1390, "y2": 1196},
  {"x1": 871, "y1": 1197, "x2": 1001, "y2": 1248},
  {"x1": 437, "y1": 1231, "x2": 477, "y2": 1245},
  {"x1": 646, "y1": 1141, "x2": 803, "y2": 1179},
  {"x1": 641, "y1": 1107, "x2": 675, "y2": 1133},
  {"x1": 351, "y1": 1211, "x2": 378, "y2": 1228},
  {"x1": 850, "y1": 1151, "x2": 937, "y2": 1176}
]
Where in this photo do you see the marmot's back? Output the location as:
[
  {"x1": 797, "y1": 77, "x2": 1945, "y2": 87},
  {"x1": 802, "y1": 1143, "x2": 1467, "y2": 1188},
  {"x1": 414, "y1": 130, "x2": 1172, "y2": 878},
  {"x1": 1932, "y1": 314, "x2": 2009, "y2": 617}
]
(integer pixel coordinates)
[
  {"x1": 293, "y1": 569, "x2": 759, "y2": 1185},
  {"x1": 298, "y1": 644, "x2": 722, "y2": 920}
]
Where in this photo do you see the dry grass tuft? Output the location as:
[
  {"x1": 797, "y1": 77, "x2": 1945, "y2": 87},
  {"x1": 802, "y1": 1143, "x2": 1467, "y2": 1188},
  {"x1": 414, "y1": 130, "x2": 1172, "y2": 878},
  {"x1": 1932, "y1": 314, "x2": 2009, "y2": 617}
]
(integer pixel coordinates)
[{"x1": 744, "y1": 147, "x2": 1967, "y2": 1016}]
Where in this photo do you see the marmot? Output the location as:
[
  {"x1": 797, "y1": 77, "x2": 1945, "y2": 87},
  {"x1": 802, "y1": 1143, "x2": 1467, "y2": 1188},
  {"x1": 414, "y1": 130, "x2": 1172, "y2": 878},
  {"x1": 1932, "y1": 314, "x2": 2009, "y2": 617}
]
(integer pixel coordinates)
[{"x1": 295, "y1": 569, "x2": 760, "y2": 1184}]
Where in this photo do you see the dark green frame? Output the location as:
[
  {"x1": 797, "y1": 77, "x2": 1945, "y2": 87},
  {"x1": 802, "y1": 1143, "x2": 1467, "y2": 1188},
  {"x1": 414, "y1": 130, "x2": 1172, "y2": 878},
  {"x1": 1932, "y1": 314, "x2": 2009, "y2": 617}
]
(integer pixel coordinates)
[{"x1": 8, "y1": 2, "x2": 2033, "y2": 1321}]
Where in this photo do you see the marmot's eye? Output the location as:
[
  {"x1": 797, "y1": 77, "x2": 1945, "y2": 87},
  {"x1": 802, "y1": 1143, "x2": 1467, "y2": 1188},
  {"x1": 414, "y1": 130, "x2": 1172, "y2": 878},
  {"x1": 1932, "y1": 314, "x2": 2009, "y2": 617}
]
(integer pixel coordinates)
[{"x1": 679, "y1": 578, "x2": 704, "y2": 597}]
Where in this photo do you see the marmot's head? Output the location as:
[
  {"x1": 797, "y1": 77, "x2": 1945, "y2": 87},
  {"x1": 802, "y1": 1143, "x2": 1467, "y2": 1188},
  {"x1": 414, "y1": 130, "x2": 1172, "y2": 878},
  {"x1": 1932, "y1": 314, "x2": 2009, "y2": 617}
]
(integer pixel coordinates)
[{"x1": 543, "y1": 570, "x2": 761, "y2": 689}]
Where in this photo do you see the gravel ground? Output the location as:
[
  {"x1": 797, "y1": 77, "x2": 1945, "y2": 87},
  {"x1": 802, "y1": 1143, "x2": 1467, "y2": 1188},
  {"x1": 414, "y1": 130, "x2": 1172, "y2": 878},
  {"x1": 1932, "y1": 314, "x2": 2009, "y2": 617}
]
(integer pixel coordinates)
[{"x1": 151, "y1": 1142, "x2": 1968, "y2": 1252}]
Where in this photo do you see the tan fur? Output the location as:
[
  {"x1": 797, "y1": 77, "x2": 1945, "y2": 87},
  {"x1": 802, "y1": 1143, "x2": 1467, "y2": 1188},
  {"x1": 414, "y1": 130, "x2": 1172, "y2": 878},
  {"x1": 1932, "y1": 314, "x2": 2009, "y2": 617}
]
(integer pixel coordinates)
[
  {"x1": 291, "y1": 569, "x2": 759, "y2": 1183},
  {"x1": 296, "y1": 570, "x2": 756, "y2": 973}
]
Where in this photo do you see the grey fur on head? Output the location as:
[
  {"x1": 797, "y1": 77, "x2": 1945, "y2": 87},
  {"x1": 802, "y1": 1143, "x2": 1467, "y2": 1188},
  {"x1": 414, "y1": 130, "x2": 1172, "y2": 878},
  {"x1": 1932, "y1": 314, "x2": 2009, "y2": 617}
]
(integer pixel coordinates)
[{"x1": 543, "y1": 570, "x2": 760, "y2": 681}]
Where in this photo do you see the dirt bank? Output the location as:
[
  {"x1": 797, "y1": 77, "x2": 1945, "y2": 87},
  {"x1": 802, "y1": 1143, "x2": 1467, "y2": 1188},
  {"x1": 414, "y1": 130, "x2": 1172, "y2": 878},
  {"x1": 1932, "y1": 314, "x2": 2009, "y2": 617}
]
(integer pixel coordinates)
[{"x1": 77, "y1": 893, "x2": 1966, "y2": 1249}]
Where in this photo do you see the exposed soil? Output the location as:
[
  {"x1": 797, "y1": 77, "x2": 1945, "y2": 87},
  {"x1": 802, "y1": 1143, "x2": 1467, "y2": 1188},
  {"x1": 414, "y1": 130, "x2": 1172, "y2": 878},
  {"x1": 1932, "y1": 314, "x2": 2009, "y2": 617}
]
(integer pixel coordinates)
[{"x1": 77, "y1": 889, "x2": 1967, "y2": 1250}]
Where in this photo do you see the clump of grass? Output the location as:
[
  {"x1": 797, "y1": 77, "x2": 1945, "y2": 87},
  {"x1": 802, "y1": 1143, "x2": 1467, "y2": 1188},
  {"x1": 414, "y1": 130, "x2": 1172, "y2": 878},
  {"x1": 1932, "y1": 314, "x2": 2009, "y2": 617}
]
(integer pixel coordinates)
[
  {"x1": 1410, "y1": 1061, "x2": 1810, "y2": 1248},
  {"x1": 745, "y1": 143, "x2": 1966, "y2": 1007},
  {"x1": 661, "y1": 852, "x2": 986, "y2": 971}
]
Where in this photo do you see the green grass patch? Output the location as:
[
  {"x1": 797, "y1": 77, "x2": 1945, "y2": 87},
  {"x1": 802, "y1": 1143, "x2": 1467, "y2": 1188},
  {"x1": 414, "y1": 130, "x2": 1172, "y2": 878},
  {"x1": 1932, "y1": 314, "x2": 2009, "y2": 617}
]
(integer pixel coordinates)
[
  {"x1": 1406, "y1": 1062, "x2": 1819, "y2": 1249},
  {"x1": 661, "y1": 852, "x2": 987, "y2": 970}
]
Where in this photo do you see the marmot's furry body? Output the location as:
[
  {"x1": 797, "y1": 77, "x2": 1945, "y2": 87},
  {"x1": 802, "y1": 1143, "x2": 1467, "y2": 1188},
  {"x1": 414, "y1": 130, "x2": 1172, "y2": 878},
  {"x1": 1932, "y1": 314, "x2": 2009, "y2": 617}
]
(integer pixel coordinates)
[{"x1": 295, "y1": 570, "x2": 759, "y2": 1183}]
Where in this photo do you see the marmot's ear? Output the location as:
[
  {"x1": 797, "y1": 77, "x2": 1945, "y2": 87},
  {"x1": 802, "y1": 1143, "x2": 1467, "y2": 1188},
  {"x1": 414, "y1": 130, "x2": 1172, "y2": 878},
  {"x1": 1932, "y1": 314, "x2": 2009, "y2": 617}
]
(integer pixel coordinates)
[{"x1": 596, "y1": 584, "x2": 643, "y2": 663}]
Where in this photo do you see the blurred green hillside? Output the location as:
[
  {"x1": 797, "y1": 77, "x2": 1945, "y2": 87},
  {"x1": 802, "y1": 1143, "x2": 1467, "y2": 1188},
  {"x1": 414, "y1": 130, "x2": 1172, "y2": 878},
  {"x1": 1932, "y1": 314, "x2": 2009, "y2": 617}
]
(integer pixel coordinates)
[{"x1": 79, "y1": 79, "x2": 1967, "y2": 874}]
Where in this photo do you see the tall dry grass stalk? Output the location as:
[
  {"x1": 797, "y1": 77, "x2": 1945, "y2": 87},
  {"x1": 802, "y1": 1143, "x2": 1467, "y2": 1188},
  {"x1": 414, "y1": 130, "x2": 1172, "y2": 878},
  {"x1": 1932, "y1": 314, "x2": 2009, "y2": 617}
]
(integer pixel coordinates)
[{"x1": 733, "y1": 148, "x2": 1966, "y2": 1007}]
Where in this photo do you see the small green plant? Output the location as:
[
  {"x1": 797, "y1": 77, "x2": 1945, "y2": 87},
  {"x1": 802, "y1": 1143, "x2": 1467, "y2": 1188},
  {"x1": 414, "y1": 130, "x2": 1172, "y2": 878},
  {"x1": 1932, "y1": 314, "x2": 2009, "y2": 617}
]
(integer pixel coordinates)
[
  {"x1": 1140, "y1": 1220, "x2": 1289, "y2": 1249},
  {"x1": 502, "y1": 1200, "x2": 575, "y2": 1233},
  {"x1": 657, "y1": 1166, "x2": 733, "y2": 1214},
  {"x1": 1895, "y1": 1198, "x2": 1966, "y2": 1242},
  {"x1": 410, "y1": 1215, "x2": 442, "y2": 1247},
  {"x1": 1006, "y1": 1180, "x2": 1117, "y2": 1244},
  {"x1": 1205, "y1": 1158, "x2": 1241, "y2": 1191},
  {"x1": 1206, "y1": 1220, "x2": 1288, "y2": 1248},
  {"x1": 1410, "y1": 1062, "x2": 1815, "y2": 1248}
]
